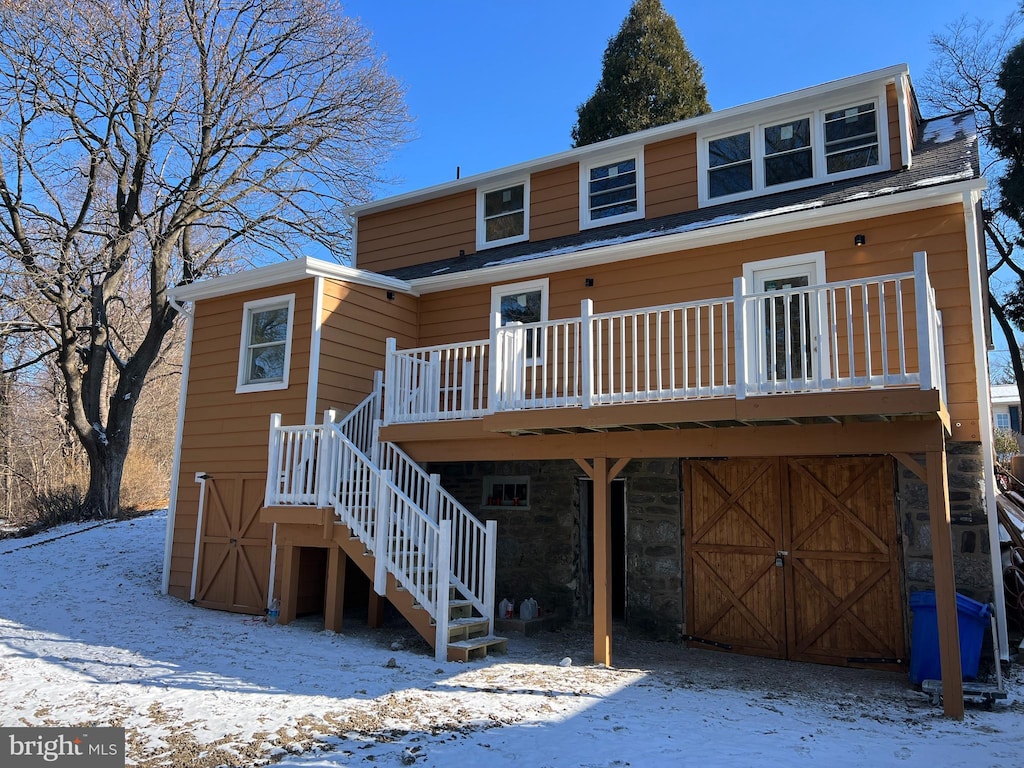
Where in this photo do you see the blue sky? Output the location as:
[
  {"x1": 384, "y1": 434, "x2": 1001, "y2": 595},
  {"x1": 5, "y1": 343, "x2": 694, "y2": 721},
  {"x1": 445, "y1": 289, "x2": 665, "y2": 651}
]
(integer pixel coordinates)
[{"x1": 343, "y1": 0, "x2": 1022, "y2": 196}]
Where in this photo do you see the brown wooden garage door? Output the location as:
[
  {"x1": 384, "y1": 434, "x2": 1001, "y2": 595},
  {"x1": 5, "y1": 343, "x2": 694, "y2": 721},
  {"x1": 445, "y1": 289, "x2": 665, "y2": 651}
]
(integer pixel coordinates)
[
  {"x1": 685, "y1": 456, "x2": 906, "y2": 668},
  {"x1": 194, "y1": 473, "x2": 272, "y2": 614}
]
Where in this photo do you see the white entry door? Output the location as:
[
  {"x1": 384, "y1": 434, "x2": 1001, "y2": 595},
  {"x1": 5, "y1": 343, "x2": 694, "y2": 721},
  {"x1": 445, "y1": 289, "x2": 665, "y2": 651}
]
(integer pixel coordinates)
[{"x1": 744, "y1": 254, "x2": 827, "y2": 393}]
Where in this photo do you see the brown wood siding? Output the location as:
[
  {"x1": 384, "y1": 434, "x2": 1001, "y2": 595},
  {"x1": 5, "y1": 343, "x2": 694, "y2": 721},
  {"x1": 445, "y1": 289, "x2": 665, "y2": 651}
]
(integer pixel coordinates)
[
  {"x1": 316, "y1": 279, "x2": 418, "y2": 415},
  {"x1": 168, "y1": 279, "x2": 315, "y2": 601},
  {"x1": 356, "y1": 190, "x2": 476, "y2": 273},
  {"x1": 887, "y1": 83, "x2": 902, "y2": 169},
  {"x1": 530, "y1": 164, "x2": 580, "y2": 242},
  {"x1": 415, "y1": 204, "x2": 979, "y2": 430},
  {"x1": 645, "y1": 134, "x2": 698, "y2": 218}
]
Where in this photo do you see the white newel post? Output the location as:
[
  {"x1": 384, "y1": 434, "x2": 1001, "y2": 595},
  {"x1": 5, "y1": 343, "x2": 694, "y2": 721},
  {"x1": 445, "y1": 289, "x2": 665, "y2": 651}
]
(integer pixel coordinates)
[
  {"x1": 316, "y1": 410, "x2": 337, "y2": 509},
  {"x1": 265, "y1": 414, "x2": 282, "y2": 505},
  {"x1": 489, "y1": 311, "x2": 501, "y2": 413},
  {"x1": 483, "y1": 519, "x2": 497, "y2": 624},
  {"x1": 581, "y1": 299, "x2": 594, "y2": 408},
  {"x1": 732, "y1": 278, "x2": 748, "y2": 400},
  {"x1": 373, "y1": 469, "x2": 393, "y2": 595},
  {"x1": 913, "y1": 251, "x2": 934, "y2": 392},
  {"x1": 383, "y1": 338, "x2": 397, "y2": 425},
  {"x1": 434, "y1": 519, "x2": 453, "y2": 662}
]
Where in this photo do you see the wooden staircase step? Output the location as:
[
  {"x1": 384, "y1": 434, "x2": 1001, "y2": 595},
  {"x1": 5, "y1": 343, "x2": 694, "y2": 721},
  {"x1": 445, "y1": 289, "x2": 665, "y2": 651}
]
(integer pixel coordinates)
[
  {"x1": 447, "y1": 635, "x2": 508, "y2": 662},
  {"x1": 446, "y1": 617, "x2": 490, "y2": 642}
]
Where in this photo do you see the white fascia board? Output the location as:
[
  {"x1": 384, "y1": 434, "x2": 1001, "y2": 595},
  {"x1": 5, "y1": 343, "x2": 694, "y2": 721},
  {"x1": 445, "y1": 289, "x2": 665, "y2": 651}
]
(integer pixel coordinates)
[
  {"x1": 168, "y1": 256, "x2": 417, "y2": 303},
  {"x1": 409, "y1": 177, "x2": 984, "y2": 294},
  {"x1": 348, "y1": 65, "x2": 909, "y2": 219}
]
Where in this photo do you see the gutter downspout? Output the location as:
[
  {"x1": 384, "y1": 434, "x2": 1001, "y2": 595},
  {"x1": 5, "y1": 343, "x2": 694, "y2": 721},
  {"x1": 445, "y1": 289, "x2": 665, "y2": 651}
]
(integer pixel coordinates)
[
  {"x1": 963, "y1": 191, "x2": 1009, "y2": 659},
  {"x1": 161, "y1": 295, "x2": 195, "y2": 595}
]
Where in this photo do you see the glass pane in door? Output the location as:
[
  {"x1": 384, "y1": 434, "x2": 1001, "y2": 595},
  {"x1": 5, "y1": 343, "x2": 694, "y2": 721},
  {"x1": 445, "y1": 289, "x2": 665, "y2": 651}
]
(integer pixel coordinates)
[{"x1": 762, "y1": 275, "x2": 812, "y2": 382}]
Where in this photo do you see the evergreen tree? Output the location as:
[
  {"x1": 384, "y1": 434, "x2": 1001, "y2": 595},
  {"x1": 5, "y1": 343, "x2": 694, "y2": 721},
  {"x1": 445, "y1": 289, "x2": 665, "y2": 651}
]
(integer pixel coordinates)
[
  {"x1": 993, "y1": 37, "x2": 1024, "y2": 222},
  {"x1": 571, "y1": 0, "x2": 711, "y2": 147}
]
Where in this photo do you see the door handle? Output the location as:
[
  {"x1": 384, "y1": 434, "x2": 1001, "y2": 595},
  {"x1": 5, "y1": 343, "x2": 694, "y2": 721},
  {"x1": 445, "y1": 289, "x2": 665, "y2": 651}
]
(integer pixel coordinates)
[{"x1": 775, "y1": 550, "x2": 788, "y2": 567}]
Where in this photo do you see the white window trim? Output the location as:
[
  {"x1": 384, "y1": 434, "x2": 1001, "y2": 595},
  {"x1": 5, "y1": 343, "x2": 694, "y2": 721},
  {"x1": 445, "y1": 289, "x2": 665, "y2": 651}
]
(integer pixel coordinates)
[
  {"x1": 579, "y1": 148, "x2": 645, "y2": 230},
  {"x1": 697, "y1": 86, "x2": 890, "y2": 207},
  {"x1": 236, "y1": 294, "x2": 295, "y2": 394},
  {"x1": 742, "y1": 251, "x2": 826, "y2": 292},
  {"x1": 490, "y1": 277, "x2": 550, "y2": 365},
  {"x1": 476, "y1": 179, "x2": 530, "y2": 250}
]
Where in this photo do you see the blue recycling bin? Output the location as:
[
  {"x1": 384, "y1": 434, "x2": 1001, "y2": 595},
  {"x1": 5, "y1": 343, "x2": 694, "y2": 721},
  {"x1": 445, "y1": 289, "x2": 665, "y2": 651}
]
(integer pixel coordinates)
[{"x1": 908, "y1": 590, "x2": 991, "y2": 684}]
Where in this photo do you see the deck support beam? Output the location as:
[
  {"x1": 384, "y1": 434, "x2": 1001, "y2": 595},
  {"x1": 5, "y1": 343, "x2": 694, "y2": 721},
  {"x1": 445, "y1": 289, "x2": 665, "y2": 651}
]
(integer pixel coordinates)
[
  {"x1": 368, "y1": 588, "x2": 385, "y2": 628},
  {"x1": 576, "y1": 456, "x2": 630, "y2": 667},
  {"x1": 926, "y1": 442, "x2": 964, "y2": 719},
  {"x1": 324, "y1": 545, "x2": 347, "y2": 633},
  {"x1": 278, "y1": 545, "x2": 300, "y2": 626}
]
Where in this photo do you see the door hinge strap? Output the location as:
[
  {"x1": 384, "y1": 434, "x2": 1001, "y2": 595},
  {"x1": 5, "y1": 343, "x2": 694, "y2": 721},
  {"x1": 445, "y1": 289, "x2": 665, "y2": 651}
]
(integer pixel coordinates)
[{"x1": 846, "y1": 656, "x2": 906, "y2": 665}]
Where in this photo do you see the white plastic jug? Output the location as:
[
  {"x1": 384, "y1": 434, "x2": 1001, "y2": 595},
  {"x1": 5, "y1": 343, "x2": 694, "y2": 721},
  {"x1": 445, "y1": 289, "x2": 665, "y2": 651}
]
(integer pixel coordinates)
[
  {"x1": 499, "y1": 598, "x2": 513, "y2": 619},
  {"x1": 520, "y1": 597, "x2": 537, "y2": 621}
]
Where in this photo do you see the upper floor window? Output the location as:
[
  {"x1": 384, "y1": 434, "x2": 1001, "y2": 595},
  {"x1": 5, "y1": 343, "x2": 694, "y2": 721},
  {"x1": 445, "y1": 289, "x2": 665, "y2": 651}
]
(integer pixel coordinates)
[
  {"x1": 764, "y1": 117, "x2": 812, "y2": 186},
  {"x1": 236, "y1": 294, "x2": 294, "y2": 393},
  {"x1": 477, "y1": 180, "x2": 529, "y2": 249},
  {"x1": 708, "y1": 132, "x2": 752, "y2": 198},
  {"x1": 823, "y1": 102, "x2": 879, "y2": 173},
  {"x1": 699, "y1": 94, "x2": 886, "y2": 205},
  {"x1": 581, "y1": 151, "x2": 645, "y2": 228}
]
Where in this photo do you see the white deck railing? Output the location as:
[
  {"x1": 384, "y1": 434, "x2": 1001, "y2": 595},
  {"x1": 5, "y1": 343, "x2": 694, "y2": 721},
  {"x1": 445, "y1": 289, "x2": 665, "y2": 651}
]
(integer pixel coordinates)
[{"x1": 384, "y1": 252, "x2": 945, "y2": 424}]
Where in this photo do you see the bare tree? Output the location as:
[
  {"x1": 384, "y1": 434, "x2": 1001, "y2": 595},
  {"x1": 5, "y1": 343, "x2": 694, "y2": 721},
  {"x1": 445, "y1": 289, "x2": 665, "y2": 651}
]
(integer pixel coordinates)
[
  {"x1": 0, "y1": 0, "x2": 408, "y2": 518},
  {"x1": 921, "y1": 11, "x2": 1024, "y2": 408}
]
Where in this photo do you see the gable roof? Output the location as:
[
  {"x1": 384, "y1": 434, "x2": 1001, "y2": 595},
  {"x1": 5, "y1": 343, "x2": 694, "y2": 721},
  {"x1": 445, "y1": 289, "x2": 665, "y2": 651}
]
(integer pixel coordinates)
[{"x1": 383, "y1": 111, "x2": 981, "y2": 289}]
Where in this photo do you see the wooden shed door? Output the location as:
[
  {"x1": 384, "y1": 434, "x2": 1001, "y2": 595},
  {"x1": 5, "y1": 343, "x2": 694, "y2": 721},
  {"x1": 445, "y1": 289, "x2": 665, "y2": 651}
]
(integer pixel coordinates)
[
  {"x1": 685, "y1": 458, "x2": 787, "y2": 658},
  {"x1": 785, "y1": 457, "x2": 906, "y2": 666},
  {"x1": 686, "y1": 457, "x2": 905, "y2": 667},
  {"x1": 194, "y1": 473, "x2": 271, "y2": 614}
]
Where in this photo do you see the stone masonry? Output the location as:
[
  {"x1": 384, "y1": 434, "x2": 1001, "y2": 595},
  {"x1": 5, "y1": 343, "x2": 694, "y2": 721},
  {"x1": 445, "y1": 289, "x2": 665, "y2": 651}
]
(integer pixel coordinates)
[{"x1": 897, "y1": 442, "x2": 996, "y2": 604}]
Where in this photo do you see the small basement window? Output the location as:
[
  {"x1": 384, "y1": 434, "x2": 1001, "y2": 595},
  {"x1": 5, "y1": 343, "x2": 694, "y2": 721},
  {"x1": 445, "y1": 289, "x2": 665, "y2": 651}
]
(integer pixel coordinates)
[
  {"x1": 236, "y1": 294, "x2": 295, "y2": 393},
  {"x1": 482, "y1": 476, "x2": 530, "y2": 508}
]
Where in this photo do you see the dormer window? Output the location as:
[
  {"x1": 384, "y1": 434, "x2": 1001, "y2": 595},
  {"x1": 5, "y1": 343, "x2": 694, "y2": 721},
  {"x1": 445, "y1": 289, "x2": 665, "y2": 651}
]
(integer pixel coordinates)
[
  {"x1": 764, "y1": 117, "x2": 812, "y2": 186},
  {"x1": 824, "y1": 102, "x2": 879, "y2": 173},
  {"x1": 699, "y1": 93, "x2": 887, "y2": 206},
  {"x1": 477, "y1": 181, "x2": 529, "y2": 249},
  {"x1": 708, "y1": 133, "x2": 752, "y2": 197},
  {"x1": 581, "y1": 150, "x2": 645, "y2": 228}
]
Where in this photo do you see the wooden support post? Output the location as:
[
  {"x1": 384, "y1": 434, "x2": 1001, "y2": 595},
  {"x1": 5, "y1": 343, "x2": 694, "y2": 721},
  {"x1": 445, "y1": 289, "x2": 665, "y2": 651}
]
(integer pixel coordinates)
[
  {"x1": 368, "y1": 587, "x2": 385, "y2": 628},
  {"x1": 324, "y1": 545, "x2": 346, "y2": 633},
  {"x1": 576, "y1": 456, "x2": 631, "y2": 667},
  {"x1": 926, "y1": 445, "x2": 965, "y2": 719},
  {"x1": 279, "y1": 545, "x2": 300, "y2": 626},
  {"x1": 593, "y1": 457, "x2": 612, "y2": 666}
]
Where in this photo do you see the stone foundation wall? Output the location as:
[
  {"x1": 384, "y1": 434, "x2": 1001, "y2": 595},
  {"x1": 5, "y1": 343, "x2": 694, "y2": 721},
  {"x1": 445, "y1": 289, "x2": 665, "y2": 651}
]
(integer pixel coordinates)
[
  {"x1": 430, "y1": 460, "x2": 582, "y2": 622},
  {"x1": 622, "y1": 459, "x2": 684, "y2": 640},
  {"x1": 430, "y1": 458, "x2": 684, "y2": 640},
  {"x1": 898, "y1": 442, "x2": 995, "y2": 603}
]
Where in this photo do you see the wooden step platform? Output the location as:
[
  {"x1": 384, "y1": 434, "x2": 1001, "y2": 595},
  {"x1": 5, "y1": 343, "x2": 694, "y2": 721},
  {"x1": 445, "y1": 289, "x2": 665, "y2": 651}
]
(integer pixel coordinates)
[{"x1": 447, "y1": 635, "x2": 508, "y2": 662}]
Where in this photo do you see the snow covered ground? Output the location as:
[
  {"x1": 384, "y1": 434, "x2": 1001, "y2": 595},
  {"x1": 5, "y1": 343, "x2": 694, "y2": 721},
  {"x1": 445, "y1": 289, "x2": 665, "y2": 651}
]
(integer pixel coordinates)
[{"x1": 0, "y1": 511, "x2": 1020, "y2": 768}]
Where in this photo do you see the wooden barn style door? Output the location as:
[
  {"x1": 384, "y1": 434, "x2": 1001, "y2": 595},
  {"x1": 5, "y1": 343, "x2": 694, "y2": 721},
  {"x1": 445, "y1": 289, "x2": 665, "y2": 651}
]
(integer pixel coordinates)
[
  {"x1": 685, "y1": 456, "x2": 906, "y2": 668},
  {"x1": 194, "y1": 473, "x2": 272, "y2": 614}
]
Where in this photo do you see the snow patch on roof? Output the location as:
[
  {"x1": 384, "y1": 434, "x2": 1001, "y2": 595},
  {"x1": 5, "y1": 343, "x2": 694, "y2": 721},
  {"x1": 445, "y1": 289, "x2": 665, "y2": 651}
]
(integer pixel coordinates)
[{"x1": 922, "y1": 112, "x2": 976, "y2": 145}]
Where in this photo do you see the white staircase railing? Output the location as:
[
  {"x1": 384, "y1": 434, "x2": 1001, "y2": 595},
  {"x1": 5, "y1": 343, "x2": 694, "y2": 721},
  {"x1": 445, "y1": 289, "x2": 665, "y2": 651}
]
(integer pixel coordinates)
[{"x1": 266, "y1": 374, "x2": 498, "y2": 662}]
